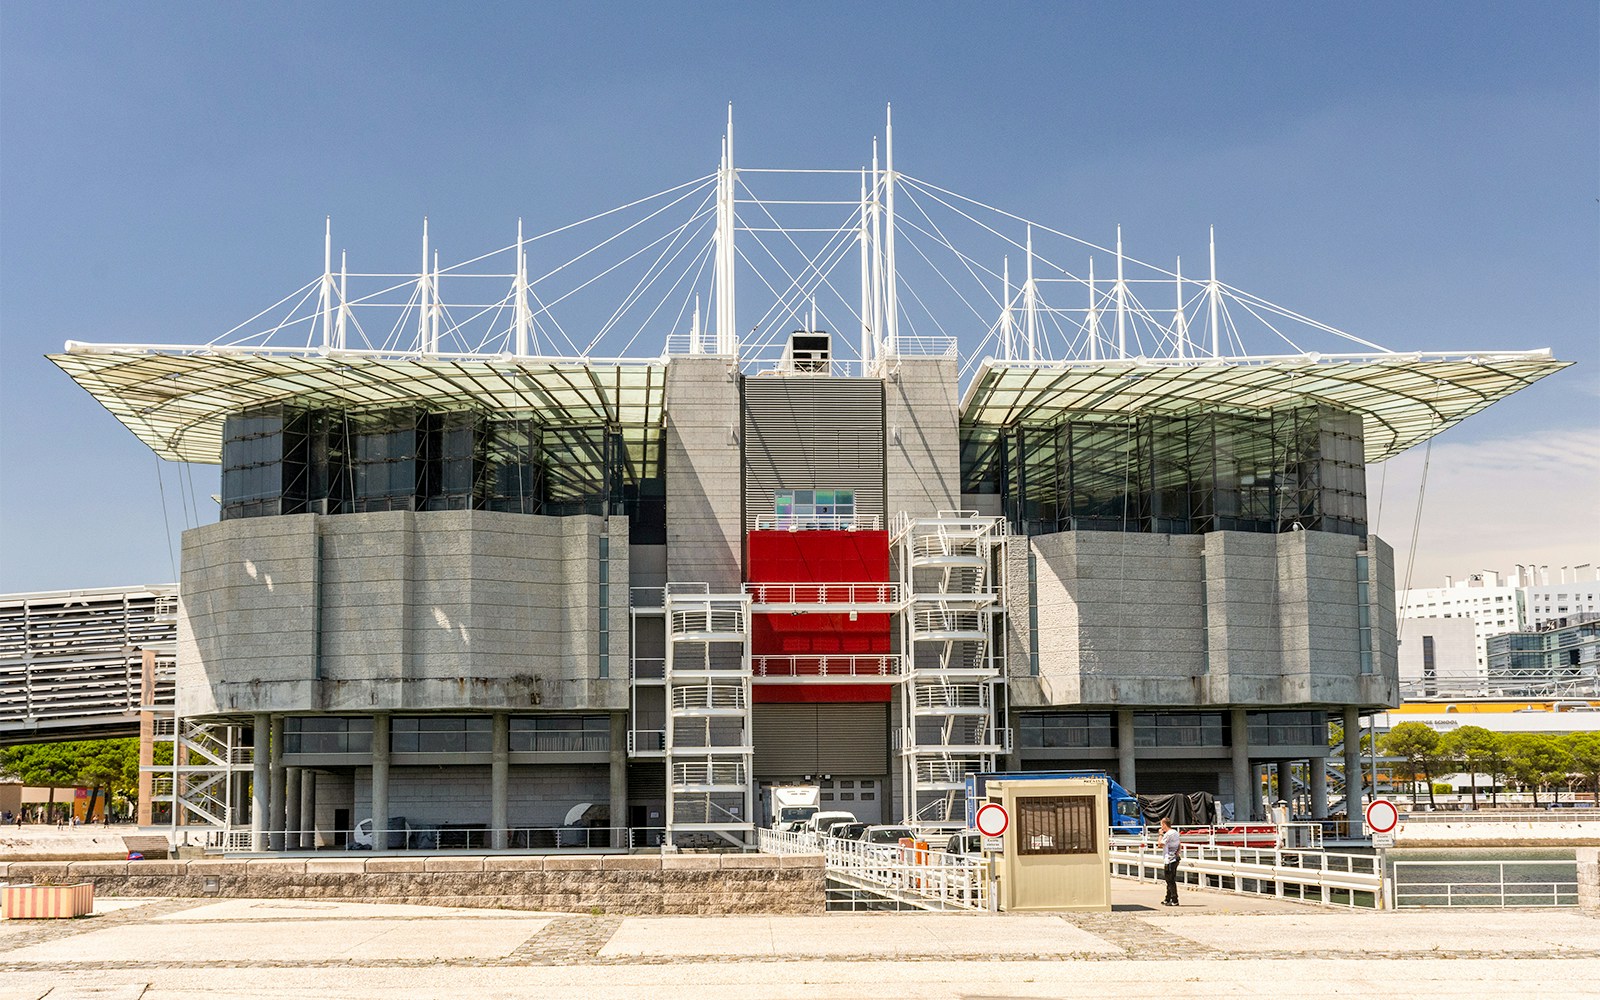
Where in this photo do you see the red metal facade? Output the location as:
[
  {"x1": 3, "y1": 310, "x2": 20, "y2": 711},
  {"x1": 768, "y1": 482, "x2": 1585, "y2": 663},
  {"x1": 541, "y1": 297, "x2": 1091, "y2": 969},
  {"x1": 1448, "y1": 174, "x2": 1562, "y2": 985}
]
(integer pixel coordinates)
[{"x1": 746, "y1": 530, "x2": 892, "y2": 703}]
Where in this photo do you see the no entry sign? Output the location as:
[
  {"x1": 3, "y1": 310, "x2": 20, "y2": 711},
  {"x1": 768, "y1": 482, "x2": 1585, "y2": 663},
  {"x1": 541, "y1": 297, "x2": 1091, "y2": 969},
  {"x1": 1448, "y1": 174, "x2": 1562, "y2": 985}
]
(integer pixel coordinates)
[
  {"x1": 975, "y1": 802, "x2": 1009, "y2": 838},
  {"x1": 1365, "y1": 799, "x2": 1399, "y2": 835}
]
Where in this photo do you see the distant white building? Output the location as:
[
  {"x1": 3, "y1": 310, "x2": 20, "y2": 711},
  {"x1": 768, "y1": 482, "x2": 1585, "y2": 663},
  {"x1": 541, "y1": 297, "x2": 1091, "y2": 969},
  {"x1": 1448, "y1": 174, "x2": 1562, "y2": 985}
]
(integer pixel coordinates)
[
  {"x1": 1398, "y1": 617, "x2": 1481, "y2": 696},
  {"x1": 1399, "y1": 565, "x2": 1600, "y2": 683}
]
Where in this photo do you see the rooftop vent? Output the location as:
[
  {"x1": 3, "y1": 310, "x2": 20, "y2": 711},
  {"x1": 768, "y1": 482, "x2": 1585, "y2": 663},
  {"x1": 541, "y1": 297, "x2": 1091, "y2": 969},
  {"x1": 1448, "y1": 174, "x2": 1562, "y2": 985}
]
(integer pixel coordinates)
[{"x1": 780, "y1": 330, "x2": 831, "y2": 373}]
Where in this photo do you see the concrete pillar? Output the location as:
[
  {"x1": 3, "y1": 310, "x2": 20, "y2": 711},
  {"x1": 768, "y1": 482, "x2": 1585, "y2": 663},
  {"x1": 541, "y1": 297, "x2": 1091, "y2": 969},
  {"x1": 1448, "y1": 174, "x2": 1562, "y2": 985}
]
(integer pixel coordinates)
[
  {"x1": 1115, "y1": 710, "x2": 1137, "y2": 794},
  {"x1": 137, "y1": 650, "x2": 156, "y2": 827},
  {"x1": 299, "y1": 770, "x2": 316, "y2": 849},
  {"x1": 1229, "y1": 708, "x2": 1252, "y2": 823},
  {"x1": 1343, "y1": 706, "x2": 1364, "y2": 835},
  {"x1": 251, "y1": 713, "x2": 269, "y2": 852},
  {"x1": 1310, "y1": 756, "x2": 1329, "y2": 819},
  {"x1": 491, "y1": 713, "x2": 509, "y2": 850},
  {"x1": 285, "y1": 767, "x2": 302, "y2": 851},
  {"x1": 1274, "y1": 758, "x2": 1293, "y2": 814},
  {"x1": 609, "y1": 711, "x2": 629, "y2": 849},
  {"x1": 268, "y1": 716, "x2": 286, "y2": 850},
  {"x1": 371, "y1": 714, "x2": 390, "y2": 851}
]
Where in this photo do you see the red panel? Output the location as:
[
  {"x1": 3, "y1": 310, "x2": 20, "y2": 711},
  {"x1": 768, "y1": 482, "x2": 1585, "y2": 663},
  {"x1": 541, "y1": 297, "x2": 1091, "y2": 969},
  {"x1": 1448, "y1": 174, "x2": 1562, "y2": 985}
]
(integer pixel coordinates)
[
  {"x1": 753, "y1": 684, "x2": 892, "y2": 703},
  {"x1": 747, "y1": 529, "x2": 892, "y2": 704}
]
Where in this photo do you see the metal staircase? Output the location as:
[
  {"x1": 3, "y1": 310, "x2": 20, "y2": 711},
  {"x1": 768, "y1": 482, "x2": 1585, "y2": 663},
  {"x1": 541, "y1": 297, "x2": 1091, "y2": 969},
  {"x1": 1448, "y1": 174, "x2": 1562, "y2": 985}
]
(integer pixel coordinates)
[
  {"x1": 144, "y1": 657, "x2": 252, "y2": 834},
  {"x1": 892, "y1": 511, "x2": 1009, "y2": 829},
  {"x1": 662, "y1": 584, "x2": 754, "y2": 847}
]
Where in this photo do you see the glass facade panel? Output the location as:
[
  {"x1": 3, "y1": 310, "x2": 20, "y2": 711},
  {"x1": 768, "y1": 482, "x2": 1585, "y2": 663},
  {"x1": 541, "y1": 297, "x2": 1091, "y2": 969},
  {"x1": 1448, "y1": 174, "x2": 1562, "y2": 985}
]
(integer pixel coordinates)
[
  {"x1": 390, "y1": 716, "x2": 492, "y2": 754},
  {"x1": 1016, "y1": 713, "x2": 1115, "y2": 749},
  {"x1": 283, "y1": 716, "x2": 373, "y2": 754},
  {"x1": 1246, "y1": 711, "x2": 1327, "y2": 747},
  {"x1": 1132, "y1": 713, "x2": 1227, "y2": 748},
  {"x1": 509, "y1": 715, "x2": 611, "y2": 753},
  {"x1": 967, "y1": 404, "x2": 1367, "y2": 538}
]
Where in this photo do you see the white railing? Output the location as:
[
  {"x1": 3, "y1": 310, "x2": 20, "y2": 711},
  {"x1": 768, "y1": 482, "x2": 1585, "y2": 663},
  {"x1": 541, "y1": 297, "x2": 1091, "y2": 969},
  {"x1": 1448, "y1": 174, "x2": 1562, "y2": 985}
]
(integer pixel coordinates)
[
  {"x1": 670, "y1": 684, "x2": 747, "y2": 711},
  {"x1": 910, "y1": 534, "x2": 985, "y2": 561},
  {"x1": 1110, "y1": 842, "x2": 1382, "y2": 908},
  {"x1": 894, "y1": 335, "x2": 959, "y2": 359},
  {"x1": 671, "y1": 760, "x2": 747, "y2": 787},
  {"x1": 668, "y1": 605, "x2": 748, "y2": 637},
  {"x1": 1397, "y1": 809, "x2": 1600, "y2": 823},
  {"x1": 758, "y1": 828, "x2": 989, "y2": 911},
  {"x1": 743, "y1": 582, "x2": 901, "y2": 606},
  {"x1": 627, "y1": 729, "x2": 665, "y2": 754},
  {"x1": 911, "y1": 684, "x2": 990, "y2": 710},
  {"x1": 1133, "y1": 823, "x2": 1323, "y2": 851},
  {"x1": 912, "y1": 758, "x2": 986, "y2": 784},
  {"x1": 753, "y1": 513, "x2": 883, "y2": 531},
  {"x1": 1391, "y1": 860, "x2": 1580, "y2": 908},
  {"x1": 896, "y1": 727, "x2": 1011, "y2": 753},
  {"x1": 909, "y1": 608, "x2": 987, "y2": 636},
  {"x1": 750, "y1": 654, "x2": 900, "y2": 681}
]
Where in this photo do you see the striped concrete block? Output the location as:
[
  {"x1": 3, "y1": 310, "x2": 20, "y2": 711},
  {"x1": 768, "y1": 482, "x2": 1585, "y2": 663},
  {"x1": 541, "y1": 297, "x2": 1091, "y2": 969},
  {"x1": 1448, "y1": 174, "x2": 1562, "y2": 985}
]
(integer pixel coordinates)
[{"x1": 1, "y1": 883, "x2": 94, "y2": 919}]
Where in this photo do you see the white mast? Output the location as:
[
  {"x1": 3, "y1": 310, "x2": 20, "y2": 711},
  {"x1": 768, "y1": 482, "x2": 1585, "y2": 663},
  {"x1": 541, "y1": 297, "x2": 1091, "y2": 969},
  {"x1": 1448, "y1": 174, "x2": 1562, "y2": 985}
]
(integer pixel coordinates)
[
  {"x1": 883, "y1": 105, "x2": 898, "y2": 358},
  {"x1": 1086, "y1": 258, "x2": 1098, "y2": 362},
  {"x1": 859, "y1": 169, "x2": 871, "y2": 370},
  {"x1": 1115, "y1": 225, "x2": 1127, "y2": 359},
  {"x1": 691, "y1": 294, "x2": 702, "y2": 354},
  {"x1": 714, "y1": 105, "x2": 737, "y2": 357},
  {"x1": 418, "y1": 218, "x2": 431, "y2": 353},
  {"x1": 1175, "y1": 256, "x2": 1187, "y2": 359},
  {"x1": 1023, "y1": 225, "x2": 1037, "y2": 362},
  {"x1": 336, "y1": 250, "x2": 348, "y2": 350},
  {"x1": 1001, "y1": 256, "x2": 1014, "y2": 361},
  {"x1": 514, "y1": 218, "x2": 532, "y2": 357},
  {"x1": 320, "y1": 218, "x2": 334, "y2": 349},
  {"x1": 1208, "y1": 226, "x2": 1221, "y2": 357},
  {"x1": 430, "y1": 249, "x2": 442, "y2": 354},
  {"x1": 870, "y1": 140, "x2": 883, "y2": 363}
]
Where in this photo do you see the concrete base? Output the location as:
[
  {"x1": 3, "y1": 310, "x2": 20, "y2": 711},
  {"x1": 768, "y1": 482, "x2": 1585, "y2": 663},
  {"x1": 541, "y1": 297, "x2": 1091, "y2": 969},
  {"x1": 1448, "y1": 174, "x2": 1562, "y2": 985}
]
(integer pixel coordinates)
[
  {"x1": 1579, "y1": 847, "x2": 1598, "y2": 913},
  {"x1": 0, "y1": 854, "x2": 825, "y2": 916}
]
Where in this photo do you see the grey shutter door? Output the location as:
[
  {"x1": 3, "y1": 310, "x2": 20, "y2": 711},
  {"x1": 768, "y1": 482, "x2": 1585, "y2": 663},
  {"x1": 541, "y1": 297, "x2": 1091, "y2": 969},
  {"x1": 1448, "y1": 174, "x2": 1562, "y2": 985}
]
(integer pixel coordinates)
[
  {"x1": 741, "y1": 377, "x2": 885, "y2": 531},
  {"x1": 753, "y1": 703, "x2": 888, "y2": 777}
]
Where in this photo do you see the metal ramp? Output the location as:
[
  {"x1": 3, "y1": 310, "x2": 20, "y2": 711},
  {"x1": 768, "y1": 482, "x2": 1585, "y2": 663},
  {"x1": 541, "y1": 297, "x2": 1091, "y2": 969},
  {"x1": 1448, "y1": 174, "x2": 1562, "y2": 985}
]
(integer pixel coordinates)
[{"x1": 759, "y1": 829, "x2": 990, "y2": 911}]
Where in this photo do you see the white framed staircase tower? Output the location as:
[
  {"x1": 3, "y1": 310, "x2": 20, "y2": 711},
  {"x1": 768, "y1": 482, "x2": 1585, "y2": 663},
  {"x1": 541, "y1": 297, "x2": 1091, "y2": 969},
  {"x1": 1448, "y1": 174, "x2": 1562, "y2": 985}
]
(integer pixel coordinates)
[{"x1": 892, "y1": 511, "x2": 1010, "y2": 829}]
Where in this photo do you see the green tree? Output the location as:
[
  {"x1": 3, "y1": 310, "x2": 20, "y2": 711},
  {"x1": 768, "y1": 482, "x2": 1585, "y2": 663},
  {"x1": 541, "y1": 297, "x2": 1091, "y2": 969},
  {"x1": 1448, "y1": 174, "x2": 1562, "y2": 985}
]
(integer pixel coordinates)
[
  {"x1": 1565, "y1": 733, "x2": 1600, "y2": 806},
  {"x1": 1503, "y1": 733, "x2": 1572, "y2": 807},
  {"x1": 1440, "y1": 725, "x2": 1501, "y2": 809},
  {"x1": 1379, "y1": 722, "x2": 1444, "y2": 807},
  {"x1": 0, "y1": 743, "x2": 79, "y2": 820},
  {"x1": 0, "y1": 739, "x2": 140, "y2": 822}
]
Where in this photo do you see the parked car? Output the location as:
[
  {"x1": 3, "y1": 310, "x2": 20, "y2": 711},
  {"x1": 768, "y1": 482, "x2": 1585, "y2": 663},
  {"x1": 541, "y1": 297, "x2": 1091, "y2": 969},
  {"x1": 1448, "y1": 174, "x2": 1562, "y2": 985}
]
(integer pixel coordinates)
[
  {"x1": 944, "y1": 830, "x2": 982, "y2": 857},
  {"x1": 808, "y1": 811, "x2": 858, "y2": 838},
  {"x1": 862, "y1": 824, "x2": 915, "y2": 846},
  {"x1": 831, "y1": 822, "x2": 869, "y2": 841}
]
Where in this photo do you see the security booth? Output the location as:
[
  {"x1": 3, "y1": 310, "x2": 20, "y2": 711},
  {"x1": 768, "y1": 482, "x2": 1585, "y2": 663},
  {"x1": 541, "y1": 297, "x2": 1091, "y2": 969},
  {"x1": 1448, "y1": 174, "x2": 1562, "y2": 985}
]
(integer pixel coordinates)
[{"x1": 986, "y1": 776, "x2": 1111, "y2": 913}]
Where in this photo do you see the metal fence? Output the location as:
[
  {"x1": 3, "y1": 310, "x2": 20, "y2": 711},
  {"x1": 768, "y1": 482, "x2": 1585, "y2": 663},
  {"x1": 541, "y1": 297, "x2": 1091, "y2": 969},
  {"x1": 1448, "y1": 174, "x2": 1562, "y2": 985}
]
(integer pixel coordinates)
[
  {"x1": 759, "y1": 828, "x2": 990, "y2": 912},
  {"x1": 1110, "y1": 841, "x2": 1383, "y2": 908},
  {"x1": 1390, "y1": 860, "x2": 1580, "y2": 908}
]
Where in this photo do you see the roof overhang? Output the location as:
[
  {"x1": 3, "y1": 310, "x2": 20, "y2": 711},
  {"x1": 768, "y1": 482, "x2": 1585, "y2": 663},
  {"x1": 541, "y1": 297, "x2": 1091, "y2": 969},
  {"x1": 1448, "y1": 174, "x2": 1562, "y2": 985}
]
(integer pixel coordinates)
[
  {"x1": 958, "y1": 351, "x2": 1571, "y2": 463},
  {"x1": 49, "y1": 343, "x2": 668, "y2": 465}
]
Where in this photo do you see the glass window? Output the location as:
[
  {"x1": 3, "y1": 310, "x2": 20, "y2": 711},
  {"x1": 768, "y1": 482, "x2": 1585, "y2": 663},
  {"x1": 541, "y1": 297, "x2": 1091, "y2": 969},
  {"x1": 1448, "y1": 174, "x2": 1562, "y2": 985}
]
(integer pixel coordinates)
[
  {"x1": 509, "y1": 716, "x2": 611, "y2": 753},
  {"x1": 1132, "y1": 713, "x2": 1226, "y2": 748},
  {"x1": 283, "y1": 716, "x2": 372, "y2": 754},
  {"x1": 1017, "y1": 713, "x2": 1115, "y2": 749},
  {"x1": 1016, "y1": 795, "x2": 1098, "y2": 856},
  {"x1": 391, "y1": 716, "x2": 492, "y2": 754}
]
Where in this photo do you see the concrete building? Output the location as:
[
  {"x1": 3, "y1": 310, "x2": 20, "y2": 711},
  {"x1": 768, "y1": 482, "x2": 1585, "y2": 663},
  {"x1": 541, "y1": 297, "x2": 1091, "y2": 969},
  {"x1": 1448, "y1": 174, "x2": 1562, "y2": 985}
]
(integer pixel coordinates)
[
  {"x1": 1397, "y1": 616, "x2": 1480, "y2": 698},
  {"x1": 42, "y1": 126, "x2": 1568, "y2": 847},
  {"x1": 1485, "y1": 614, "x2": 1600, "y2": 697}
]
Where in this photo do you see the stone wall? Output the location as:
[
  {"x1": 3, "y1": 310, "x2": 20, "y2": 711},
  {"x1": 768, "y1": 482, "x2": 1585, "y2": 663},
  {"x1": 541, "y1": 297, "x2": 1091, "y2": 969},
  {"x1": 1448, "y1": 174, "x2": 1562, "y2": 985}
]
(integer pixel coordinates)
[
  {"x1": 1576, "y1": 846, "x2": 1596, "y2": 913},
  {"x1": 0, "y1": 854, "x2": 825, "y2": 915}
]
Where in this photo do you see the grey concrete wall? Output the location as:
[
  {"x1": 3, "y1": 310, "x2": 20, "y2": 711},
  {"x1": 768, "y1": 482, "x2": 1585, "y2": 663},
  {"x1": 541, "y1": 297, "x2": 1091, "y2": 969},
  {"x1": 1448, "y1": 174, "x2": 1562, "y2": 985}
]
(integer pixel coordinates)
[
  {"x1": 179, "y1": 511, "x2": 629, "y2": 716},
  {"x1": 351, "y1": 764, "x2": 610, "y2": 829},
  {"x1": 1579, "y1": 847, "x2": 1598, "y2": 913},
  {"x1": 2, "y1": 855, "x2": 827, "y2": 915},
  {"x1": 664, "y1": 357, "x2": 742, "y2": 589},
  {"x1": 1011, "y1": 527, "x2": 1398, "y2": 710},
  {"x1": 886, "y1": 358, "x2": 959, "y2": 518}
]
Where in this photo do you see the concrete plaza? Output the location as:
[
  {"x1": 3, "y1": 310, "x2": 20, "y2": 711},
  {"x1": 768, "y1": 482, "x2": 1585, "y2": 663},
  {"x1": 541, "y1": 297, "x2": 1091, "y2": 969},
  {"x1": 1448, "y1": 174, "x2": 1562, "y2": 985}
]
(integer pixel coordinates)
[{"x1": 2, "y1": 881, "x2": 1597, "y2": 999}]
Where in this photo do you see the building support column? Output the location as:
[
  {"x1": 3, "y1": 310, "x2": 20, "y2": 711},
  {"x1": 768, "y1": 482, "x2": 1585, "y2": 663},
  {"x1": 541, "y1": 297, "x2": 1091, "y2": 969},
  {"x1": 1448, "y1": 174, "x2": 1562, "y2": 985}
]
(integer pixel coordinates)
[
  {"x1": 1116, "y1": 709, "x2": 1137, "y2": 793},
  {"x1": 371, "y1": 714, "x2": 390, "y2": 851},
  {"x1": 1230, "y1": 708, "x2": 1252, "y2": 822},
  {"x1": 491, "y1": 713, "x2": 509, "y2": 850},
  {"x1": 284, "y1": 767, "x2": 301, "y2": 851},
  {"x1": 137, "y1": 650, "x2": 156, "y2": 827},
  {"x1": 1274, "y1": 758, "x2": 1294, "y2": 813},
  {"x1": 1343, "y1": 706, "x2": 1364, "y2": 836},
  {"x1": 1310, "y1": 756, "x2": 1328, "y2": 819},
  {"x1": 300, "y1": 770, "x2": 317, "y2": 849},
  {"x1": 609, "y1": 711, "x2": 628, "y2": 849},
  {"x1": 268, "y1": 716, "x2": 286, "y2": 850},
  {"x1": 251, "y1": 713, "x2": 269, "y2": 852}
]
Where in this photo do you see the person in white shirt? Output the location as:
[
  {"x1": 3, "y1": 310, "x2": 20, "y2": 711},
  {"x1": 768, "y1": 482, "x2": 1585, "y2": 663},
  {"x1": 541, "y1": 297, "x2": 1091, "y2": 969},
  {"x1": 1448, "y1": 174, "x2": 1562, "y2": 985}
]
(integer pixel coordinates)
[{"x1": 1159, "y1": 818, "x2": 1181, "y2": 906}]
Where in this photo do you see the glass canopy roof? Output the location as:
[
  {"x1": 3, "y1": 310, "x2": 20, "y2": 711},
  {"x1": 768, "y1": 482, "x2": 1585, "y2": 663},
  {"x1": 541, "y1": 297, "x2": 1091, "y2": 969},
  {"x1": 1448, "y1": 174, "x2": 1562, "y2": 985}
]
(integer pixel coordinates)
[
  {"x1": 48, "y1": 345, "x2": 668, "y2": 466},
  {"x1": 958, "y1": 352, "x2": 1571, "y2": 463}
]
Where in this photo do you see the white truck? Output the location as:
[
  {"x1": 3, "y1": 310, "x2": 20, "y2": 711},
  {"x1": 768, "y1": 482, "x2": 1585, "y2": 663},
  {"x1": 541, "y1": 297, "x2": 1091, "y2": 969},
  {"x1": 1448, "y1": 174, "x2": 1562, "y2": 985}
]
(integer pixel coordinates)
[{"x1": 767, "y1": 785, "x2": 821, "y2": 832}]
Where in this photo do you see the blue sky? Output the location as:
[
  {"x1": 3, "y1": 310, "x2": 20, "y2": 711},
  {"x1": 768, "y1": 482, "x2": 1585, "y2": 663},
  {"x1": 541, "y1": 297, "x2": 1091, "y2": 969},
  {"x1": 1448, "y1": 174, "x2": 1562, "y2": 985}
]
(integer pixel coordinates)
[{"x1": 2, "y1": 3, "x2": 1596, "y2": 592}]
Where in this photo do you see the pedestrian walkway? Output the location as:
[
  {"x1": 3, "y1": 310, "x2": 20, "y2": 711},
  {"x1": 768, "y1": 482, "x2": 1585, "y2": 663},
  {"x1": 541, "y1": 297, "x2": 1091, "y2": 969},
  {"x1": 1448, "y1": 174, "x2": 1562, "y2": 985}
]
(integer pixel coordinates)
[{"x1": 1, "y1": 886, "x2": 1596, "y2": 1000}]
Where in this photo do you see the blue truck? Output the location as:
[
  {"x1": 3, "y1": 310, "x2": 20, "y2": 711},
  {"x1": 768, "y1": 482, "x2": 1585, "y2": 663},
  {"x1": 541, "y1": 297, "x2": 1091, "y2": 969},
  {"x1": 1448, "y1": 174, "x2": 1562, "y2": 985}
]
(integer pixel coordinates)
[{"x1": 964, "y1": 770, "x2": 1145, "y2": 835}]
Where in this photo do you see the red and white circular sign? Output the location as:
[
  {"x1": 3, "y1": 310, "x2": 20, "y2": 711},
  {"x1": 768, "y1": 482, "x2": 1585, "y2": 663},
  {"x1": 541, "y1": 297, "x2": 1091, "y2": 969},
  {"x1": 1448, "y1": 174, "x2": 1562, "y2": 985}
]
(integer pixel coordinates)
[
  {"x1": 975, "y1": 802, "x2": 1009, "y2": 838},
  {"x1": 1365, "y1": 799, "x2": 1399, "y2": 834}
]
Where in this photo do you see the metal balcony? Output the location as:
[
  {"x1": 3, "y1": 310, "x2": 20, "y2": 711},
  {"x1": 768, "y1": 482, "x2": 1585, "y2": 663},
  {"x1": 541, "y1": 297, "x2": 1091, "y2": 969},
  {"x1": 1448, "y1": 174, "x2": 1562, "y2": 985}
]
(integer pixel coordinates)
[
  {"x1": 750, "y1": 654, "x2": 901, "y2": 683},
  {"x1": 743, "y1": 582, "x2": 901, "y2": 613}
]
